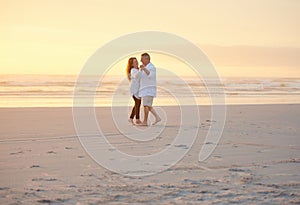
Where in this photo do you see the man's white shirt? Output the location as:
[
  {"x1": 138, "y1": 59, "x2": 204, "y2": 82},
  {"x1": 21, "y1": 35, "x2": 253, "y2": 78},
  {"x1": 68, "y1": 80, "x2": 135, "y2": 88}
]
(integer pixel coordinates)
[{"x1": 139, "y1": 62, "x2": 157, "y2": 97}]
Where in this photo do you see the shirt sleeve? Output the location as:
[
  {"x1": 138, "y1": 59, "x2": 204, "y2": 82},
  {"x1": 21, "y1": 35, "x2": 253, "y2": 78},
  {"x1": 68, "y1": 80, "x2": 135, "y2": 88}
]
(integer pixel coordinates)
[
  {"x1": 131, "y1": 69, "x2": 141, "y2": 80},
  {"x1": 147, "y1": 65, "x2": 156, "y2": 79}
]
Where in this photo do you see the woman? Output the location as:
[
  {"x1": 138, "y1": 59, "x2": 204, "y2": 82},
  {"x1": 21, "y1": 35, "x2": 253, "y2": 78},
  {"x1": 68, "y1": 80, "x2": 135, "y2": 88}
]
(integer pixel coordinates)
[{"x1": 126, "y1": 57, "x2": 142, "y2": 124}]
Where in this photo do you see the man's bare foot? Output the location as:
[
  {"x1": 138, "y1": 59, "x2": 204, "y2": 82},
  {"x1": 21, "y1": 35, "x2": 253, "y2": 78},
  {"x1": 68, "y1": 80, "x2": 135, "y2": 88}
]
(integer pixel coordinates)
[
  {"x1": 135, "y1": 119, "x2": 142, "y2": 124},
  {"x1": 137, "y1": 122, "x2": 148, "y2": 126},
  {"x1": 152, "y1": 117, "x2": 161, "y2": 125}
]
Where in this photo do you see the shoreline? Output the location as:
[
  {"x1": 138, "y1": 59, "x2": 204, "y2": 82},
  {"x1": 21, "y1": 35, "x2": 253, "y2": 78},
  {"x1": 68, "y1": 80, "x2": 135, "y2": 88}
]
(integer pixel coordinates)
[{"x1": 1, "y1": 102, "x2": 300, "y2": 109}]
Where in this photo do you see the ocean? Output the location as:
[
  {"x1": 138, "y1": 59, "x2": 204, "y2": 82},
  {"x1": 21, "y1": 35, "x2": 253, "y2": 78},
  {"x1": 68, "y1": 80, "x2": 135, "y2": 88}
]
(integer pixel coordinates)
[{"x1": 0, "y1": 75, "x2": 299, "y2": 107}]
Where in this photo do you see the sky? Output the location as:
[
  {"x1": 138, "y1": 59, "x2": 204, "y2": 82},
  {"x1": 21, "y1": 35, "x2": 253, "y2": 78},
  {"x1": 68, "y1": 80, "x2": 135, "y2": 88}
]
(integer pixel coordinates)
[{"x1": 0, "y1": 0, "x2": 299, "y2": 77}]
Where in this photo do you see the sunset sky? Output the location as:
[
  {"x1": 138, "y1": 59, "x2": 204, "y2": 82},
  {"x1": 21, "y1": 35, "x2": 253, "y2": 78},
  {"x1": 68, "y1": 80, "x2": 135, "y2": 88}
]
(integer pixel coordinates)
[{"x1": 0, "y1": 0, "x2": 299, "y2": 77}]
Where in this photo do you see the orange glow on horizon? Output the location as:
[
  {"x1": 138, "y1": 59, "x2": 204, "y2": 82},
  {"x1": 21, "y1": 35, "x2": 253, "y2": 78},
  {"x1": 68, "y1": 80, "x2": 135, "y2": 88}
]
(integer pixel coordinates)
[{"x1": 0, "y1": 0, "x2": 299, "y2": 77}]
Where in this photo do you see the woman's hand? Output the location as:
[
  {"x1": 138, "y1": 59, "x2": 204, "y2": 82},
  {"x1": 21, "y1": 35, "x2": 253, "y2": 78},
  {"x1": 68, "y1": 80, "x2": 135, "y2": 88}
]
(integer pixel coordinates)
[
  {"x1": 139, "y1": 65, "x2": 145, "y2": 70},
  {"x1": 140, "y1": 65, "x2": 150, "y2": 75}
]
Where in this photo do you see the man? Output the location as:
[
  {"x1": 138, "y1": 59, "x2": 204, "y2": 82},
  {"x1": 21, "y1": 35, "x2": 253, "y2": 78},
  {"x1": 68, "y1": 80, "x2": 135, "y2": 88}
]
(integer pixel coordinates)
[{"x1": 138, "y1": 53, "x2": 161, "y2": 126}]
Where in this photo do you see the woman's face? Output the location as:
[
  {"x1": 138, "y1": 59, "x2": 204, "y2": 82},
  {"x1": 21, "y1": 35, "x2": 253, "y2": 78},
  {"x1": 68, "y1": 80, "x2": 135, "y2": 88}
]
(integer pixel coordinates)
[{"x1": 132, "y1": 58, "x2": 138, "y2": 68}]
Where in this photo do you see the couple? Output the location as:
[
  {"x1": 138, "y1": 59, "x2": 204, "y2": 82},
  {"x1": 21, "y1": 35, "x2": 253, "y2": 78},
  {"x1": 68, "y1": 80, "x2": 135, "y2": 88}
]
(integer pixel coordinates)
[{"x1": 126, "y1": 53, "x2": 161, "y2": 126}]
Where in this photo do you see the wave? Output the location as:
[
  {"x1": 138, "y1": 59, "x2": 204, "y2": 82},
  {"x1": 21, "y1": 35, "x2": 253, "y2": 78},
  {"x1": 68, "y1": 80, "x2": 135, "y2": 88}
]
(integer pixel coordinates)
[{"x1": 0, "y1": 75, "x2": 300, "y2": 107}]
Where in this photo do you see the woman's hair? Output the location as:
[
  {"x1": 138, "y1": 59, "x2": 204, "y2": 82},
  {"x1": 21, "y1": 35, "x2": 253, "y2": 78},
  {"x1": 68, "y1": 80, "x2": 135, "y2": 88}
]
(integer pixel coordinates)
[{"x1": 126, "y1": 57, "x2": 136, "y2": 81}]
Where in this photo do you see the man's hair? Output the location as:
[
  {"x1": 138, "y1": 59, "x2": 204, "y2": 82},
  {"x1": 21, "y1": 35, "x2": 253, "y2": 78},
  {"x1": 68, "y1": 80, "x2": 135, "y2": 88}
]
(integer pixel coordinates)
[{"x1": 141, "y1": 52, "x2": 151, "y2": 60}]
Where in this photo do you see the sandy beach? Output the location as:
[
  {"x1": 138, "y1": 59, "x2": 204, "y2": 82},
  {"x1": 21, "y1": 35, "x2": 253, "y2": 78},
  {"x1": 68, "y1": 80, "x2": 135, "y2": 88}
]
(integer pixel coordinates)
[
  {"x1": 0, "y1": 104, "x2": 299, "y2": 204},
  {"x1": 2, "y1": 0, "x2": 300, "y2": 204}
]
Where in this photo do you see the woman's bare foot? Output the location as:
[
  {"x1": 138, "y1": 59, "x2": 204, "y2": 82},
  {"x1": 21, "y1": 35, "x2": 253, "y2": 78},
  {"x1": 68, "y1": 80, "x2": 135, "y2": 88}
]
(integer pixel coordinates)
[
  {"x1": 152, "y1": 117, "x2": 161, "y2": 125},
  {"x1": 128, "y1": 118, "x2": 134, "y2": 124}
]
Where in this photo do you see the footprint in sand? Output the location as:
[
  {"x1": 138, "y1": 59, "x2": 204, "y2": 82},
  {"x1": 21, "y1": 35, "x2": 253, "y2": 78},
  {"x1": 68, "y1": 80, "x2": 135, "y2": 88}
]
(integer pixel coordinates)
[
  {"x1": 174, "y1": 144, "x2": 189, "y2": 149},
  {"x1": 10, "y1": 151, "x2": 24, "y2": 155},
  {"x1": 10, "y1": 149, "x2": 31, "y2": 155},
  {"x1": 37, "y1": 198, "x2": 69, "y2": 204},
  {"x1": 229, "y1": 168, "x2": 250, "y2": 173},
  {"x1": 213, "y1": 156, "x2": 222, "y2": 161},
  {"x1": 0, "y1": 187, "x2": 10, "y2": 191},
  {"x1": 30, "y1": 165, "x2": 41, "y2": 168},
  {"x1": 32, "y1": 178, "x2": 58, "y2": 182}
]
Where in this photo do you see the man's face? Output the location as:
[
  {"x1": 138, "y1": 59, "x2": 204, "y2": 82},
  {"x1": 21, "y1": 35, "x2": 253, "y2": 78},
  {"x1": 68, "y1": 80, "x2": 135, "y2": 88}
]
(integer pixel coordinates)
[{"x1": 141, "y1": 56, "x2": 148, "y2": 65}]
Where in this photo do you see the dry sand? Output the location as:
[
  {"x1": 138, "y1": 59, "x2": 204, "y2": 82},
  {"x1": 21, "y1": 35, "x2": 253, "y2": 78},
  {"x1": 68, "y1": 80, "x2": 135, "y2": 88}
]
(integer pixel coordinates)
[{"x1": 0, "y1": 104, "x2": 299, "y2": 204}]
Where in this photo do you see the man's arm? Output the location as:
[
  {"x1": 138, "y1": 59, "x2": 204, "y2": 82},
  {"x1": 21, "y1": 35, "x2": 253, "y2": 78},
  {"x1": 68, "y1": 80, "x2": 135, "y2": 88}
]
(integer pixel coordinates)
[
  {"x1": 140, "y1": 65, "x2": 155, "y2": 78},
  {"x1": 140, "y1": 65, "x2": 150, "y2": 76}
]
